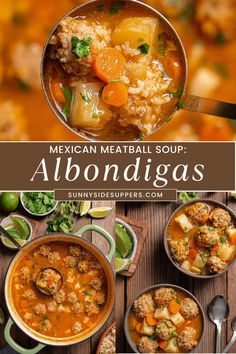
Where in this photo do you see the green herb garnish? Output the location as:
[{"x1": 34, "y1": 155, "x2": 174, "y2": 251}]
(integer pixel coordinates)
[
  {"x1": 176, "y1": 100, "x2": 184, "y2": 110},
  {"x1": 148, "y1": 333, "x2": 158, "y2": 340},
  {"x1": 220, "y1": 235, "x2": 227, "y2": 244},
  {"x1": 179, "y1": 192, "x2": 198, "y2": 203},
  {"x1": 22, "y1": 192, "x2": 56, "y2": 215},
  {"x1": 62, "y1": 86, "x2": 73, "y2": 118},
  {"x1": 169, "y1": 85, "x2": 185, "y2": 97},
  {"x1": 91, "y1": 113, "x2": 99, "y2": 119},
  {"x1": 138, "y1": 43, "x2": 150, "y2": 54},
  {"x1": 59, "y1": 201, "x2": 79, "y2": 215},
  {"x1": 157, "y1": 32, "x2": 167, "y2": 55},
  {"x1": 109, "y1": 1, "x2": 125, "y2": 14},
  {"x1": 80, "y1": 93, "x2": 91, "y2": 103},
  {"x1": 71, "y1": 36, "x2": 92, "y2": 58},
  {"x1": 47, "y1": 215, "x2": 73, "y2": 234}
]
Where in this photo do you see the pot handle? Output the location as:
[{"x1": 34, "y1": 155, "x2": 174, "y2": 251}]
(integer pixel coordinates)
[
  {"x1": 4, "y1": 318, "x2": 45, "y2": 354},
  {"x1": 74, "y1": 225, "x2": 115, "y2": 262}
]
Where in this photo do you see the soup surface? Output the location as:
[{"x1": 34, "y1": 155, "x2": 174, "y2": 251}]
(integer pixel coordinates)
[
  {"x1": 128, "y1": 287, "x2": 203, "y2": 353},
  {"x1": 11, "y1": 241, "x2": 108, "y2": 338},
  {"x1": 44, "y1": 1, "x2": 185, "y2": 141},
  {"x1": 166, "y1": 202, "x2": 236, "y2": 276}
]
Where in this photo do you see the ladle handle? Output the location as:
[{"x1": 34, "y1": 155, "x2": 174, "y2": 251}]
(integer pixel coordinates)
[
  {"x1": 182, "y1": 94, "x2": 236, "y2": 120},
  {"x1": 222, "y1": 333, "x2": 236, "y2": 353},
  {"x1": 216, "y1": 324, "x2": 222, "y2": 353},
  {"x1": 0, "y1": 225, "x2": 22, "y2": 249}
]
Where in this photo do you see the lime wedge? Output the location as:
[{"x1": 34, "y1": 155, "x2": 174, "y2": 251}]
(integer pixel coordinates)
[
  {"x1": 114, "y1": 257, "x2": 131, "y2": 273},
  {"x1": 0, "y1": 308, "x2": 5, "y2": 325},
  {"x1": 1, "y1": 237, "x2": 28, "y2": 249},
  {"x1": 11, "y1": 216, "x2": 30, "y2": 239},
  {"x1": 6, "y1": 229, "x2": 22, "y2": 239},
  {"x1": 80, "y1": 201, "x2": 91, "y2": 216},
  {"x1": 115, "y1": 248, "x2": 123, "y2": 259},
  {"x1": 88, "y1": 207, "x2": 113, "y2": 219},
  {"x1": 115, "y1": 223, "x2": 133, "y2": 258}
]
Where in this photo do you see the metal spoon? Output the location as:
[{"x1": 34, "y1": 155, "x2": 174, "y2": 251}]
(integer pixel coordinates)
[
  {"x1": 208, "y1": 295, "x2": 229, "y2": 353},
  {"x1": 35, "y1": 267, "x2": 63, "y2": 296},
  {"x1": 222, "y1": 317, "x2": 236, "y2": 353},
  {"x1": 0, "y1": 225, "x2": 22, "y2": 249}
]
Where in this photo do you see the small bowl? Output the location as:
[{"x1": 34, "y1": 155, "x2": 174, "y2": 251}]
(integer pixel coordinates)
[
  {"x1": 20, "y1": 192, "x2": 58, "y2": 217},
  {"x1": 164, "y1": 199, "x2": 236, "y2": 279},
  {"x1": 0, "y1": 215, "x2": 33, "y2": 250},
  {"x1": 124, "y1": 284, "x2": 205, "y2": 353},
  {"x1": 116, "y1": 218, "x2": 138, "y2": 262},
  {"x1": 96, "y1": 322, "x2": 116, "y2": 354}
]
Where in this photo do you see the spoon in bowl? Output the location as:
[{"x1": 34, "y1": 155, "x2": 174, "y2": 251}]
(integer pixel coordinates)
[
  {"x1": 35, "y1": 267, "x2": 63, "y2": 296},
  {"x1": 222, "y1": 317, "x2": 236, "y2": 353},
  {"x1": 208, "y1": 295, "x2": 229, "y2": 353}
]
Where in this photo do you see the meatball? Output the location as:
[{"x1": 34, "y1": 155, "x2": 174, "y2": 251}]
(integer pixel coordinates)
[
  {"x1": 90, "y1": 277, "x2": 103, "y2": 290},
  {"x1": 154, "y1": 288, "x2": 176, "y2": 307},
  {"x1": 206, "y1": 256, "x2": 227, "y2": 274},
  {"x1": 178, "y1": 326, "x2": 197, "y2": 352},
  {"x1": 133, "y1": 294, "x2": 155, "y2": 319},
  {"x1": 72, "y1": 321, "x2": 82, "y2": 335},
  {"x1": 39, "y1": 319, "x2": 52, "y2": 332},
  {"x1": 169, "y1": 238, "x2": 189, "y2": 262},
  {"x1": 53, "y1": 289, "x2": 66, "y2": 304},
  {"x1": 69, "y1": 246, "x2": 81, "y2": 257},
  {"x1": 72, "y1": 302, "x2": 85, "y2": 316},
  {"x1": 64, "y1": 256, "x2": 78, "y2": 268},
  {"x1": 185, "y1": 202, "x2": 209, "y2": 224},
  {"x1": 67, "y1": 291, "x2": 78, "y2": 304},
  {"x1": 137, "y1": 336, "x2": 159, "y2": 353},
  {"x1": 24, "y1": 313, "x2": 33, "y2": 321},
  {"x1": 156, "y1": 320, "x2": 176, "y2": 340},
  {"x1": 47, "y1": 301, "x2": 57, "y2": 312},
  {"x1": 94, "y1": 291, "x2": 106, "y2": 305},
  {"x1": 196, "y1": 225, "x2": 220, "y2": 248},
  {"x1": 22, "y1": 289, "x2": 36, "y2": 300},
  {"x1": 0, "y1": 101, "x2": 27, "y2": 141},
  {"x1": 19, "y1": 266, "x2": 31, "y2": 283},
  {"x1": 209, "y1": 208, "x2": 231, "y2": 231},
  {"x1": 38, "y1": 245, "x2": 51, "y2": 256},
  {"x1": 48, "y1": 251, "x2": 60, "y2": 263},
  {"x1": 34, "y1": 304, "x2": 46, "y2": 315},
  {"x1": 78, "y1": 260, "x2": 91, "y2": 273},
  {"x1": 195, "y1": 0, "x2": 236, "y2": 41},
  {"x1": 180, "y1": 298, "x2": 199, "y2": 319},
  {"x1": 85, "y1": 302, "x2": 100, "y2": 317}
]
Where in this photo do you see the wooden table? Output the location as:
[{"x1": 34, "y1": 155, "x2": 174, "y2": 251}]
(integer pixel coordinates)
[
  {"x1": 0, "y1": 201, "x2": 115, "y2": 354},
  {"x1": 116, "y1": 192, "x2": 236, "y2": 353}
]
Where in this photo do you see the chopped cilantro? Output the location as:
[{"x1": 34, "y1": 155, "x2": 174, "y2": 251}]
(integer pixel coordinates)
[
  {"x1": 157, "y1": 32, "x2": 167, "y2": 55},
  {"x1": 170, "y1": 330, "x2": 177, "y2": 337},
  {"x1": 80, "y1": 93, "x2": 91, "y2": 103},
  {"x1": 109, "y1": 1, "x2": 125, "y2": 15},
  {"x1": 62, "y1": 104, "x2": 69, "y2": 118},
  {"x1": 148, "y1": 333, "x2": 158, "y2": 340},
  {"x1": 176, "y1": 297, "x2": 181, "y2": 304},
  {"x1": 213, "y1": 63, "x2": 229, "y2": 79},
  {"x1": 62, "y1": 86, "x2": 73, "y2": 102},
  {"x1": 220, "y1": 235, "x2": 227, "y2": 244},
  {"x1": 169, "y1": 85, "x2": 185, "y2": 97},
  {"x1": 97, "y1": 4, "x2": 104, "y2": 12},
  {"x1": 138, "y1": 43, "x2": 150, "y2": 54},
  {"x1": 179, "y1": 192, "x2": 198, "y2": 203},
  {"x1": 71, "y1": 36, "x2": 92, "y2": 58},
  {"x1": 176, "y1": 100, "x2": 184, "y2": 110}
]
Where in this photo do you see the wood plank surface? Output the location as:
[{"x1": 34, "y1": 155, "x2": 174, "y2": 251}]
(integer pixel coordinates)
[
  {"x1": 116, "y1": 193, "x2": 236, "y2": 353},
  {"x1": 0, "y1": 201, "x2": 115, "y2": 354}
]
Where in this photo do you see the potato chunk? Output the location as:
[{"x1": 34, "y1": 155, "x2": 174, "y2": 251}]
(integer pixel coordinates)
[
  {"x1": 192, "y1": 254, "x2": 205, "y2": 269},
  {"x1": 154, "y1": 307, "x2": 171, "y2": 320},
  {"x1": 111, "y1": 17, "x2": 158, "y2": 49},
  {"x1": 175, "y1": 214, "x2": 193, "y2": 233},
  {"x1": 227, "y1": 228, "x2": 236, "y2": 242},
  {"x1": 181, "y1": 260, "x2": 190, "y2": 271},
  {"x1": 164, "y1": 338, "x2": 179, "y2": 353},
  {"x1": 140, "y1": 318, "x2": 155, "y2": 336},
  {"x1": 218, "y1": 244, "x2": 235, "y2": 261},
  {"x1": 170, "y1": 312, "x2": 185, "y2": 327},
  {"x1": 70, "y1": 82, "x2": 112, "y2": 129}
]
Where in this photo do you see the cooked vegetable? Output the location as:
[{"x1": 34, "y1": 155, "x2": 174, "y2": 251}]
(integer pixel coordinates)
[
  {"x1": 102, "y1": 83, "x2": 128, "y2": 107},
  {"x1": 135, "y1": 322, "x2": 142, "y2": 333},
  {"x1": 71, "y1": 36, "x2": 92, "y2": 58},
  {"x1": 159, "y1": 340, "x2": 168, "y2": 350},
  {"x1": 93, "y1": 48, "x2": 126, "y2": 83},
  {"x1": 51, "y1": 82, "x2": 65, "y2": 105},
  {"x1": 22, "y1": 192, "x2": 56, "y2": 215},
  {"x1": 146, "y1": 313, "x2": 157, "y2": 326},
  {"x1": 168, "y1": 300, "x2": 181, "y2": 314},
  {"x1": 138, "y1": 43, "x2": 150, "y2": 54}
]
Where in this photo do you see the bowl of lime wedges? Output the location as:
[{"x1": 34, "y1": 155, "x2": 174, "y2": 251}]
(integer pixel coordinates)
[
  {"x1": 115, "y1": 219, "x2": 137, "y2": 273},
  {"x1": 0, "y1": 215, "x2": 32, "y2": 250}
]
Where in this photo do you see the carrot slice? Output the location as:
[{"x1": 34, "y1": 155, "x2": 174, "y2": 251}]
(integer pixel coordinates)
[
  {"x1": 168, "y1": 300, "x2": 181, "y2": 314},
  {"x1": 159, "y1": 340, "x2": 167, "y2": 350},
  {"x1": 102, "y1": 82, "x2": 128, "y2": 107},
  {"x1": 189, "y1": 248, "x2": 198, "y2": 259},
  {"x1": 210, "y1": 246, "x2": 219, "y2": 256},
  {"x1": 231, "y1": 236, "x2": 236, "y2": 246},
  {"x1": 135, "y1": 322, "x2": 142, "y2": 333},
  {"x1": 93, "y1": 47, "x2": 126, "y2": 83},
  {"x1": 51, "y1": 82, "x2": 65, "y2": 105},
  {"x1": 146, "y1": 313, "x2": 157, "y2": 326}
]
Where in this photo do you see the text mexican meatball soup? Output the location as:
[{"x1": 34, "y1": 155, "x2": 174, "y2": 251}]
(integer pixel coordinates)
[{"x1": 42, "y1": 0, "x2": 186, "y2": 141}]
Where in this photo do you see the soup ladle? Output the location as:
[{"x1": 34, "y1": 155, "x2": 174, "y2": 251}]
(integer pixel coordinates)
[
  {"x1": 222, "y1": 316, "x2": 236, "y2": 353},
  {"x1": 41, "y1": 0, "x2": 236, "y2": 141},
  {"x1": 208, "y1": 295, "x2": 229, "y2": 353},
  {"x1": 35, "y1": 267, "x2": 63, "y2": 296}
]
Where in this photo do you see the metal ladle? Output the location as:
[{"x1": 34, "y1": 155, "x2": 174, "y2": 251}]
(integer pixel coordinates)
[
  {"x1": 222, "y1": 317, "x2": 236, "y2": 353},
  {"x1": 35, "y1": 267, "x2": 63, "y2": 296},
  {"x1": 208, "y1": 295, "x2": 229, "y2": 353},
  {"x1": 41, "y1": 0, "x2": 236, "y2": 141}
]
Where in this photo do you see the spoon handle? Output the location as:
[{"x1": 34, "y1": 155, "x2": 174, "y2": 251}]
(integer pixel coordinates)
[
  {"x1": 216, "y1": 324, "x2": 222, "y2": 353},
  {"x1": 182, "y1": 94, "x2": 236, "y2": 120},
  {"x1": 0, "y1": 225, "x2": 22, "y2": 249},
  {"x1": 222, "y1": 333, "x2": 236, "y2": 353}
]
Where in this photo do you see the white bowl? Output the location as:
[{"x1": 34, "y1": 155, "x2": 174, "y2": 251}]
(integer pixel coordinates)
[
  {"x1": 20, "y1": 192, "x2": 58, "y2": 217},
  {"x1": 0, "y1": 215, "x2": 33, "y2": 249}
]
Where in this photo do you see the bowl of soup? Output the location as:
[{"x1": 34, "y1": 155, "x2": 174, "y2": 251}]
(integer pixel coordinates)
[
  {"x1": 4, "y1": 231, "x2": 115, "y2": 351},
  {"x1": 164, "y1": 200, "x2": 236, "y2": 278},
  {"x1": 124, "y1": 284, "x2": 205, "y2": 353},
  {"x1": 41, "y1": 0, "x2": 186, "y2": 141}
]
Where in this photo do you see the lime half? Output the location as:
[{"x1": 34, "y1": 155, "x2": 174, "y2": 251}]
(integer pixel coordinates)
[
  {"x1": 1, "y1": 237, "x2": 28, "y2": 250},
  {"x1": 11, "y1": 216, "x2": 30, "y2": 239},
  {"x1": 115, "y1": 223, "x2": 133, "y2": 258},
  {"x1": 80, "y1": 201, "x2": 91, "y2": 216},
  {"x1": 114, "y1": 257, "x2": 131, "y2": 273},
  {"x1": 88, "y1": 207, "x2": 113, "y2": 219},
  {"x1": 115, "y1": 248, "x2": 123, "y2": 259}
]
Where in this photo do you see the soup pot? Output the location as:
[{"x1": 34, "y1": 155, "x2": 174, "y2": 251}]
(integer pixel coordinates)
[
  {"x1": 4, "y1": 224, "x2": 115, "y2": 354},
  {"x1": 164, "y1": 199, "x2": 236, "y2": 279},
  {"x1": 124, "y1": 284, "x2": 205, "y2": 353}
]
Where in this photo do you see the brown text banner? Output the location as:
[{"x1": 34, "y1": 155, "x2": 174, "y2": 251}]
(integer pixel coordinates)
[{"x1": 0, "y1": 142, "x2": 234, "y2": 197}]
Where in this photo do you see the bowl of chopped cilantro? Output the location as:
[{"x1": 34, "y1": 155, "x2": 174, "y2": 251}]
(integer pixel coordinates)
[{"x1": 20, "y1": 192, "x2": 58, "y2": 216}]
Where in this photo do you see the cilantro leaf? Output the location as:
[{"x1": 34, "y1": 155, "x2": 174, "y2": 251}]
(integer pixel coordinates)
[
  {"x1": 109, "y1": 1, "x2": 125, "y2": 14},
  {"x1": 138, "y1": 43, "x2": 150, "y2": 54},
  {"x1": 71, "y1": 36, "x2": 92, "y2": 58},
  {"x1": 80, "y1": 93, "x2": 91, "y2": 103}
]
